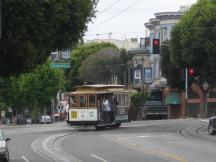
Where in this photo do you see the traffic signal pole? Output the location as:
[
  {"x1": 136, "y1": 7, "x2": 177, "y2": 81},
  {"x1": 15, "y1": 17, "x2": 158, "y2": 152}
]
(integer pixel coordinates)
[
  {"x1": 0, "y1": 0, "x2": 2, "y2": 39},
  {"x1": 185, "y1": 68, "x2": 188, "y2": 100}
]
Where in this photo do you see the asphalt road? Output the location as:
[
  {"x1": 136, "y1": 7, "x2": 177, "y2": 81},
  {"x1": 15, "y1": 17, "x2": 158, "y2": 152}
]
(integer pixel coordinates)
[{"x1": 2, "y1": 118, "x2": 216, "y2": 162}]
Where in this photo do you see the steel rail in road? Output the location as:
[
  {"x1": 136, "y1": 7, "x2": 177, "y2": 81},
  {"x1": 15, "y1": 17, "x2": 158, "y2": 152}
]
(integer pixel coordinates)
[
  {"x1": 177, "y1": 120, "x2": 216, "y2": 143},
  {"x1": 31, "y1": 132, "x2": 90, "y2": 162}
]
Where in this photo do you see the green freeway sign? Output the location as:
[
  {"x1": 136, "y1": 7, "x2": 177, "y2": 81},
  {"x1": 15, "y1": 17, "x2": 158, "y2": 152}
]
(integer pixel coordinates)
[{"x1": 51, "y1": 63, "x2": 71, "y2": 69}]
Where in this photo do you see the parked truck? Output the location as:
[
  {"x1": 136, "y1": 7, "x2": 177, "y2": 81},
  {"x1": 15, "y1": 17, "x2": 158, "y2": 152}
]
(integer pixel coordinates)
[{"x1": 141, "y1": 101, "x2": 168, "y2": 120}]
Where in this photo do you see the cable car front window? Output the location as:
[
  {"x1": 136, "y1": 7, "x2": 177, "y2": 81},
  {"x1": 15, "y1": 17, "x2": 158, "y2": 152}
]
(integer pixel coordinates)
[
  {"x1": 79, "y1": 95, "x2": 87, "y2": 108},
  {"x1": 71, "y1": 95, "x2": 77, "y2": 107},
  {"x1": 89, "y1": 95, "x2": 96, "y2": 107}
]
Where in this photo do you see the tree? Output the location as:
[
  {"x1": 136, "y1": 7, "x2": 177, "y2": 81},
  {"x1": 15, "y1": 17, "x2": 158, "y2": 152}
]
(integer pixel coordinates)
[
  {"x1": 130, "y1": 91, "x2": 151, "y2": 120},
  {"x1": 170, "y1": 0, "x2": 216, "y2": 89},
  {"x1": 160, "y1": 42, "x2": 183, "y2": 89},
  {"x1": 68, "y1": 42, "x2": 118, "y2": 89},
  {"x1": 79, "y1": 48, "x2": 122, "y2": 84},
  {"x1": 0, "y1": 0, "x2": 98, "y2": 76},
  {"x1": 2, "y1": 61, "x2": 65, "y2": 118}
]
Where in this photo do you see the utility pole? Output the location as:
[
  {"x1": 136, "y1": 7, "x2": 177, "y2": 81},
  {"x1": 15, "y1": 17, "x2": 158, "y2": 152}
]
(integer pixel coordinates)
[
  {"x1": 185, "y1": 68, "x2": 188, "y2": 100},
  {"x1": 0, "y1": 0, "x2": 2, "y2": 39},
  {"x1": 141, "y1": 56, "x2": 144, "y2": 110}
]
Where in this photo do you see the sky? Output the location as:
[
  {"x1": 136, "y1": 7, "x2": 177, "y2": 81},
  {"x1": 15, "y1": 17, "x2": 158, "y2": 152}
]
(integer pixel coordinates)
[{"x1": 84, "y1": 0, "x2": 197, "y2": 41}]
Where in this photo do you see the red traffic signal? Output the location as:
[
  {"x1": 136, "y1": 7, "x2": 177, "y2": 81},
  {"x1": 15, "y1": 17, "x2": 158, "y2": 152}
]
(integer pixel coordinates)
[
  {"x1": 153, "y1": 39, "x2": 159, "y2": 46},
  {"x1": 152, "y1": 39, "x2": 160, "y2": 54},
  {"x1": 188, "y1": 68, "x2": 195, "y2": 77}
]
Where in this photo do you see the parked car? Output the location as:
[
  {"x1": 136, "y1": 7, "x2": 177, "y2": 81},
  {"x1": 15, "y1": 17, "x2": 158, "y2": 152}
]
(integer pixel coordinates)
[
  {"x1": 0, "y1": 129, "x2": 10, "y2": 162},
  {"x1": 26, "y1": 118, "x2": 32, "y2": 124},
  {"x1": 208, "y1": 116, "x2": 216, "y2": 135},
  {"x1": 141, "y1": 101, "x2": 168, "y2": 120},
  {"x1": 39, "y1": 115, "x2": 52, "y2": 124}
]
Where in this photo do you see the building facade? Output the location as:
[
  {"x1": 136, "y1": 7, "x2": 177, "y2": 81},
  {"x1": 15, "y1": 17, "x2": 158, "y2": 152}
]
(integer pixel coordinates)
[{"x1": 143, "y1": 7, "x2": 199, "y2": 119}]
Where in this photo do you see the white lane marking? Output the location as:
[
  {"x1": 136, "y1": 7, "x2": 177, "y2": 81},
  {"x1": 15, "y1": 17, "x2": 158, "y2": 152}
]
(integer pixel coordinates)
[
  {"x1": 121, "y1": 124, "x2": 148, "y2": 128},
  {"x1": 118, "y1": 135, "x2": 151, "y2": 140},
  {"x1": 22, "y1": 156, "x2": 30, "y2": 162},
  {"x1": 117, "y1": 134, "x2": 167, "y2": 140},
  {"x1": 200, "y1": 119, "x2": 208, "y2": 123},
  {"x1": 91, "y1": 154, "x2": 109, "y2": 162}
]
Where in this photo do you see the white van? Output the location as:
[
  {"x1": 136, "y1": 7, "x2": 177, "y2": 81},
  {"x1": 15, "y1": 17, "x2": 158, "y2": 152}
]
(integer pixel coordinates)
[{"x1": 39, "y1": 115, "x2": 52, "y2": 124}]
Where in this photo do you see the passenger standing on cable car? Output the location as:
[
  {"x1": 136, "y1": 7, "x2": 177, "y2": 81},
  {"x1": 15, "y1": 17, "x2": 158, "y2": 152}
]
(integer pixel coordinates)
[
  {"x1": 102, "y1": 98, "x2": 111, "y2": 122},
  {"x1": 110, "y1": 95, "x2": 118, "y2": 122},
  {"x1": 98, "y1": 97, "x2": 103, "y2": 122}
]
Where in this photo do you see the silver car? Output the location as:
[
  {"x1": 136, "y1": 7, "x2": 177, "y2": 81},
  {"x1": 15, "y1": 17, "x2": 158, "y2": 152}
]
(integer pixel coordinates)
[
  {"x1": 39, "y1": 115, "x2": 52, "y2": 124},
  {"x1": 0, "y1": 129, "x2": 10, "y2": 162}
]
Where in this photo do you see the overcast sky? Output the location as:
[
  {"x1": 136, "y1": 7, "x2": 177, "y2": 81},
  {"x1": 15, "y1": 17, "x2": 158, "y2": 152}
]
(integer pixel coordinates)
[{"x1": 84, "y1": 0, "x2": 197, "y2": 41}]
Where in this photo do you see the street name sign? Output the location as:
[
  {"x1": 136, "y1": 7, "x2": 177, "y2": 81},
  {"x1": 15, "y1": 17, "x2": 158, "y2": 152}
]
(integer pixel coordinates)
[{"x1": 51, "y1": 63, "x2": 71, "y2": 69}]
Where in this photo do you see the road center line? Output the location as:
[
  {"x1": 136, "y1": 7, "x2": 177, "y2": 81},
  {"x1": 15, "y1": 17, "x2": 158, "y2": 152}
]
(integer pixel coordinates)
[
  {"x1": 22, "y1": 156, "x2": 30, "y2": 162},
  {"x1": 91, "y1": 154, "x2": 109, "y2": 162}
]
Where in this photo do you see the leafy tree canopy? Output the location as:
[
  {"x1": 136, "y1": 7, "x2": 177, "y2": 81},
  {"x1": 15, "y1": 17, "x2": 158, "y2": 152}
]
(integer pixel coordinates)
[
  {"x1": 71, "y1": 42, "x2": 118, "y2": 67},
  {"x1": 161, "y1": 42, "x2": 181, "y2": 89},
  {"x1": 79, "y1": 48, "x2": 121, "y2": 84},
  {"x1": 69, "y1": 42, "x2": 118, "y2": 88},
  {"x1": 170, "y1": 0, "x2": 216, "y2": 88},
  {"x1": 0, "y1": 0, "x2": 98, "y2": 76},
  {"x1": 1, "y1": 61, "x2": 65, "y2": 114}
]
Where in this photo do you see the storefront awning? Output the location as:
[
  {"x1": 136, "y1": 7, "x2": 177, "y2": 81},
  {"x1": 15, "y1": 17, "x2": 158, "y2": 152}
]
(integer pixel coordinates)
[{"x1": 165, "y1": 92, "x2": 180, "y2": 105}]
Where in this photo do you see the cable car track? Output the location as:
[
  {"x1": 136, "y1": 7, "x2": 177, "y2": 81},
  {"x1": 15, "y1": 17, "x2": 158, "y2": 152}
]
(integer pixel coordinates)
[
  {"x1": 178, "y1": 122, "x2": 216, "y2": 143},
  {"x1": 31, "y1": 132, "x2": 90, "y2": 162}
]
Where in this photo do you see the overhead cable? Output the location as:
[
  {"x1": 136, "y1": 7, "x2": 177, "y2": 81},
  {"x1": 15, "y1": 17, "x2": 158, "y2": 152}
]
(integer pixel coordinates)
[
  {"x1": 98, "y1": 0, "x2": 121, "y2": 15},
  {"x1": 88, "y1": 0, "x2": 143, "y2": 32}
]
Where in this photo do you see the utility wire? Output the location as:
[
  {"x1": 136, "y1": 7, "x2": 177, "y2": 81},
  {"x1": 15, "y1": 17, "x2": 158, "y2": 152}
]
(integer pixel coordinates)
[
  {"x1": 98, "y1": 0, "x2": 121, "y2": 15},
  {"x1": 88, "y1": 0, "x2": 143, "y2": 32}
]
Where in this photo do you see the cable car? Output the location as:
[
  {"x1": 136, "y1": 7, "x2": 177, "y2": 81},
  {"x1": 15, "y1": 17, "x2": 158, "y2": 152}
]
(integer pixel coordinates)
[{"x1": 66, "y1": 84, "x2": 131, "y2": 129}]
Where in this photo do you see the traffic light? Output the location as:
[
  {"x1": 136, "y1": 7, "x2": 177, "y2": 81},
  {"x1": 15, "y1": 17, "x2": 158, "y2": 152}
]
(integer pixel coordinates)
[
  {"x1": 188, "y1": 68, "x2": 196, "y2": 77},
  {"x1": 188, "y1": 68, "x2": 196, "y2": 86},
  {"x1": 152, "y1": 39, "x2": 160, "y2": 54}
]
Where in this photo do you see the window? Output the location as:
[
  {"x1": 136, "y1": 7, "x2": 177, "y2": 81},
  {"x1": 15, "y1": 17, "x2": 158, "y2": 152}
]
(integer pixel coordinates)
[
  {"x1": 89, "y1": 95, "x2": 96, "y2": 107},
  {"x1": 70, "y1": 95, "x2": 77, "y2": 107},
  {"x1": 122, "y1": 94, "x2": 125, "y2": 106},
  {"x1": 117, "y1": 94, "x2": 121, "y2": 106},
  {"x1": 0, "y1": 130, "x2": 5, "y2": 141},
  {"x1": 79, "y1": 95, "x2": 87, "y2": 107},
  {"x1": 117, "y1": 94, "x2": 126, "y2": 106},
  {"x1": 125, "y1": 94, "x2": 129, "y2": 106}
]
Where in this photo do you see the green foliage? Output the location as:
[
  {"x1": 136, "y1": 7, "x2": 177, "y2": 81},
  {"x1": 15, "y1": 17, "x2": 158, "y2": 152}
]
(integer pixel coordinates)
[
  {"x1": 69, "y1": 42, "x2": 118, "y2": 89},
  {"x1": 130, "y1": 91, "x2": 151, "y2": 111},
  {"x1": 71, "y1": 42, "x2": 117, "y2": 67},
  {"x1": 79, "y1": 47, "x2": 123, "y2": 84},
  {"x1": 1, "y1": 61, "x2": 65, "y2": 114},
  {"x1": 0, "y1": 0, "x2": 98, "y2": 76},
  {"x1": 170, "y1": 0, "x2": 216, "y2": 88},
  {"x1": 160, "y1": 42, "x2": 183, "y2": 89}
]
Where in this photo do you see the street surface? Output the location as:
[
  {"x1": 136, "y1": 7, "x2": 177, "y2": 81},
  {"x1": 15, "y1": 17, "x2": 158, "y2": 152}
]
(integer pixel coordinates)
[{"x1": 2, "y1": 118, "x2": 216, "y2": 162}]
